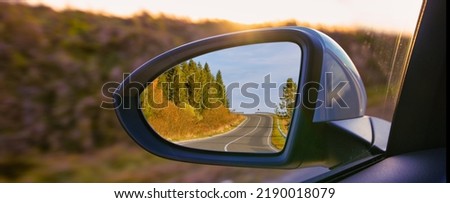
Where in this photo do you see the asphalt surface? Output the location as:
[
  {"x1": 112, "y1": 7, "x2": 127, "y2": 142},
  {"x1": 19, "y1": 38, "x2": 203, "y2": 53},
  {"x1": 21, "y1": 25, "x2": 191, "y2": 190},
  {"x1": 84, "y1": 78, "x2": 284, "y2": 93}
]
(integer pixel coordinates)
[{"x1": 178, "y1": 114, "x2": 278, "y2": 153}]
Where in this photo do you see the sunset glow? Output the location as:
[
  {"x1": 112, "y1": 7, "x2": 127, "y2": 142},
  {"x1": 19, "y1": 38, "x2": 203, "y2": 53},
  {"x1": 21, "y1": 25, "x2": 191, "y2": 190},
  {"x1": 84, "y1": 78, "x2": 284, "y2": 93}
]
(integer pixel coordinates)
[{"x1": 27, "y1": 0, "x2": 423, "y2": 32}]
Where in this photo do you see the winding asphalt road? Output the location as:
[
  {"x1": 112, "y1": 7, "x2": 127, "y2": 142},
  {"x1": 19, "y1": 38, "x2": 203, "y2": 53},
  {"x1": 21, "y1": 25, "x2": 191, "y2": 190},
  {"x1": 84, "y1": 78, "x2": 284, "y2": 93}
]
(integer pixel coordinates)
[{"x1": 178, "y1": 114, "x2": 279, "y2": 153}]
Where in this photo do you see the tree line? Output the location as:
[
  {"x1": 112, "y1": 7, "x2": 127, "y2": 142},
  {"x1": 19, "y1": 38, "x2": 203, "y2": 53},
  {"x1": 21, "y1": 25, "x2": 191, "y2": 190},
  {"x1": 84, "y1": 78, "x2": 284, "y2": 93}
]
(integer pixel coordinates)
[
  {"x1": 277, "y1": 78, "x2": 298, "y2": 118},
  {"x1": 154, "y1": 59, "x2": 228, "y2": 111}
]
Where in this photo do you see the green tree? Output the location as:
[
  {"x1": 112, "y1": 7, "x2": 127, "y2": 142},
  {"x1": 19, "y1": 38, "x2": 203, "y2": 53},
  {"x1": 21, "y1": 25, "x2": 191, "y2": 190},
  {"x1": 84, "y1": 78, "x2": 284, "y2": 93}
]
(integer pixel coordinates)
[
  {"x1": 160, "y1": 66, "x2": 177, "y2": 101},
  {"x1": 279, "y1": 78, "x2": 297, "y2": 118},
  {"x1": 203, "y1": 63, "x2": 214, "y2": 83},
  {"x1": 201, "y1": 63, "x2": 215, "y2": 109},
  {"x1": 193, "y1": 62, "x2": 203, "y2": 109},
  {"x1": 184, "y1": 60, "x2": 201, "y2": 109},
  {"x1": 172, "y1": 66, "x2": 188, "y2": 107},
  {"x1": 215, "y1": 70, "x2": 228, "y2": 108}
]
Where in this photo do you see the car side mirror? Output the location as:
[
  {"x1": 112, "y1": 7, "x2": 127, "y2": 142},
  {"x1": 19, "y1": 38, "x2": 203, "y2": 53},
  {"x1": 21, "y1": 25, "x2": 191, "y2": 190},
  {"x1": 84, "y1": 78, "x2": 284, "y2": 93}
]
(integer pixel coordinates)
[{"x1": 114, "y1": 27, "x2": 378, "y2": 169}]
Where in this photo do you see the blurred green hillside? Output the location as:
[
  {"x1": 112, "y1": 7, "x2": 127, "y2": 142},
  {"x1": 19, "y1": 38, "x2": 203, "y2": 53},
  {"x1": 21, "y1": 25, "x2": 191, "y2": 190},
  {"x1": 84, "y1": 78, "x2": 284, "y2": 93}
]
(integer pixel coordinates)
[{"x1": 0, "y1": 2, "x2": 411, "y2": 182}]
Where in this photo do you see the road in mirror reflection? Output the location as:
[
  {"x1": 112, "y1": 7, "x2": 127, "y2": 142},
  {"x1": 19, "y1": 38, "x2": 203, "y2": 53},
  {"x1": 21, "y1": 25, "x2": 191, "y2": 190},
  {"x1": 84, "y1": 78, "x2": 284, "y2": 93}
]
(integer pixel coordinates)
[{"x1": 140, "y1": 42, "x2": 301, "y2": 153}]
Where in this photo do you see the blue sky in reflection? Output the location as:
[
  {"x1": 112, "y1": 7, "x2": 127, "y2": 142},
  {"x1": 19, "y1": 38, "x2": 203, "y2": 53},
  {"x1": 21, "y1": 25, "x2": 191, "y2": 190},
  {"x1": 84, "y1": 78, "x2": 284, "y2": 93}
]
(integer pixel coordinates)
[{"x1": 193, "y1": 42, "x2": 301, "y2": 113}]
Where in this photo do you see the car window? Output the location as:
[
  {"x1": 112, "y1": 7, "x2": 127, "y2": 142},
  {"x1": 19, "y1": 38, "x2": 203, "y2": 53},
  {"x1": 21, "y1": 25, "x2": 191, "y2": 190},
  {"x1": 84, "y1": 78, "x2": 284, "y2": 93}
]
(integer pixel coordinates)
[{"x1": 2, "y1": 0, "x2": 423, "y2": 182}]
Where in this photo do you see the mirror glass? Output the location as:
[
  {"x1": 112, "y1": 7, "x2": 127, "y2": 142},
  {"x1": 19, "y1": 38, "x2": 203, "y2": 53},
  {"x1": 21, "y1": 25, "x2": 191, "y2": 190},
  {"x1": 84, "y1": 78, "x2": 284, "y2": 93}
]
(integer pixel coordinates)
[{"x1": 140, "y1": 42, "x2": 301, "y2": 153}]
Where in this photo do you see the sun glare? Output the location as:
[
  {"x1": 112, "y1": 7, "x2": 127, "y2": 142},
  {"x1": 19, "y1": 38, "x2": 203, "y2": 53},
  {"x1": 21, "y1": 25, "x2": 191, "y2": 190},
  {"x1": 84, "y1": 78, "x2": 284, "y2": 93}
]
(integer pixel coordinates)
[{"x1": 27, "y1": 0, "x2": 422, "y2": 32}]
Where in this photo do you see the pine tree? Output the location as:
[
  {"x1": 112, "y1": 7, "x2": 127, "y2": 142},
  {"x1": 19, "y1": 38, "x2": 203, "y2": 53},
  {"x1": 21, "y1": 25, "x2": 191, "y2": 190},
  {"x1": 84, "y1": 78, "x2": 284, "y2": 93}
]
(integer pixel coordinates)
[
  {"x1": 193, "y1": 62, "x2": 203, "y2": 109},
  {"x1": 203, "y1": 63, "x2": 213, "y2": 83},
  {"x1": 215, "y1": 70, "x2": 228, "y2": 108},
  {"x1": 201, "y1": 63, "x2": 214, "y2": 109},
  {"x1": 184, "y1": 60, "x2": 201, "y2": 108},
  {"x1": 160, "y1": 65, "x2": 177, "y2": 101},
  {"x1": 172, "y1": 66, "x2": 188, "y2": 107}
]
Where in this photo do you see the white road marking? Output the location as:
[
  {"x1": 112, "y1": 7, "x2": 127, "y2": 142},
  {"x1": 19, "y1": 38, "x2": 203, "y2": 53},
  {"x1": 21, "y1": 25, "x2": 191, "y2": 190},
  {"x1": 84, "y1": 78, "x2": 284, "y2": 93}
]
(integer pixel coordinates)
[
  {"x1": 175, "y1": 116, "x2": 250, "y2": 145},
  {"x1": 224, "y1": 116, "x2": 262, "y2": 152}
]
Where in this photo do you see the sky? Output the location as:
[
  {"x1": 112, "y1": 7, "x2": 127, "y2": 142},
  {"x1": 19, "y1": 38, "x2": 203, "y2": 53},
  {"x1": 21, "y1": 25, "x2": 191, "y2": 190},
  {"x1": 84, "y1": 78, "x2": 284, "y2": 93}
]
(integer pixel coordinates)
[
  {"x1": 193, "y1": 42, "x2": 301, "y2": 113},
  {"x1": 27, "y1": 0, "x2": 423, "y2": 32}
]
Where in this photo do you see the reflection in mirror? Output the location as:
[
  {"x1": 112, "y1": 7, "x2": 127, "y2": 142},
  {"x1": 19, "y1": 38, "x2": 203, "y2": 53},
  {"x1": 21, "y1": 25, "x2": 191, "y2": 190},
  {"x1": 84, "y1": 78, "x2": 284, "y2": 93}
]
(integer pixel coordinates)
[{"x1": 140, "y1": 42, "x2": 301, "y2": 153}]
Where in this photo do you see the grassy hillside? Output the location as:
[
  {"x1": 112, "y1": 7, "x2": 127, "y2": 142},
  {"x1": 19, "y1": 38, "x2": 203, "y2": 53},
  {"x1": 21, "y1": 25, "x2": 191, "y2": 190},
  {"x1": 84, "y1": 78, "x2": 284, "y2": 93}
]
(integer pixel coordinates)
[{"x1": 141, "y1": 78, "x2": 245, "y2": 141}]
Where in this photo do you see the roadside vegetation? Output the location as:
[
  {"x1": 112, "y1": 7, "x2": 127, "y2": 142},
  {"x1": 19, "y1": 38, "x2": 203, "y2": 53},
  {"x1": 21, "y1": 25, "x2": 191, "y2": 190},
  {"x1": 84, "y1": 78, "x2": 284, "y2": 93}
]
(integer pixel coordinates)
[
  {"x1": 271, "y1": 116, "x2": 287, "y2": 150},
  {"x1": 271, "y1": 78, "x2": 296, "y2": 150},
  {"x1": 277, "y1": 117, "x2": 290, "y2": 135}
]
